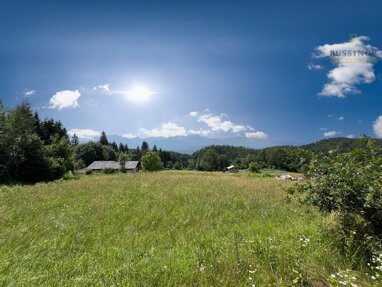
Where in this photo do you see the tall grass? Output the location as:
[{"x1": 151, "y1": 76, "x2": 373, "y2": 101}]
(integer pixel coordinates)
[{"x1": 0, "y1": 171, "x2": 371, "y2": 286}]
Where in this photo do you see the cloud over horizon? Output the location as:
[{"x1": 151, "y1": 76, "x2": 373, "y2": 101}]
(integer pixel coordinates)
[
  {"x1": 68, "y1": 128, "x2": 100, "y2": 140},
  {"x1": 323, "y1": 131, "x2": 338, "y2": 137},
  {"x1": 245, "y1": 131, "x2": 268, "y2": 140},
  {"x1": 373, "y1": 116, "x2": 382, "y2": 138},
  {"x1": 140, "y1": 122, "x2": 187, "y2": 138}
]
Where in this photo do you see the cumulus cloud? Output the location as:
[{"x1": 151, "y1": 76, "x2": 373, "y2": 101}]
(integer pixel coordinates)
[
  {"x1": 188, "y1": 129, "x2": 211, "y2": 137},
  {"x1": 307, "y1": 64, "x2": 323, "y2": 70},
  {"x1": 245, "y1": 131, "x2": 268, "y2": 140},
  {"x1": 338, "y1": 116, "x2": 344, "y2": 120},
  {"x1": 24, "y1": 89, "x2": 36, "y2": 97},
  {"x1": 140, "y1": 122, "x2": 187, "y2": 138},
  {"x1": 347, "y1": 134, "x2": 355, "y2": 139},
  {"x1": 196, "y1": 112, "x2": 247, "y2": 133},
  {"x1": 323, "y1": 131, "x2": 337, "y2": 137},
  {"x1": 313, "y1": 36, "x2": 381, "y2": 98},
  {"x1": 122, "y1": 133, "x2": 137, "y2": 139},
  {"x1": 67, "y1": 128, "x2": 100, "y2": 140},
  {"x1": 121, "y1": 111, "x2": 267, "y2": 140},
  {"x1": 373, "y1": 116, "x2": 382, "y2": 138},
  {"x1": 188, "y1": 110, "x2": 267, "y2": 139},
  {"x1": 49, "y1": 90, "x2": 81, "y2": 109}
]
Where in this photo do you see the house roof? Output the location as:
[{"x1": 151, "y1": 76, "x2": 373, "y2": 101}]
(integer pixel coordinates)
[
  {"x1": 125, "y1": 161, "x2": 140, "y2": 169},
  {"x1": 87, "y1": 161, "x2": 139, "y2": 170}
]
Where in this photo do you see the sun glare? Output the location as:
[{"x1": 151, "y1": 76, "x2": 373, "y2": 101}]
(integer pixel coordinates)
[{"x1": 126, "y1": 86, "x2": 153, "y2": 102}]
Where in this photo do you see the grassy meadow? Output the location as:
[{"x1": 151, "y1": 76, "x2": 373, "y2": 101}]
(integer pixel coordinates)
[{"x1": 0, "y1": 171, "x2": 371, "y2": 286}]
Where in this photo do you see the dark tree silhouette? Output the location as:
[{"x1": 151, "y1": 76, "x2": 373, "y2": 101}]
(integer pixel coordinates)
[
  {"x1": 71, "y1": 134, "x2": 79, "y2": 145},
  {"x1": 99, "y1": 131, "x2": 109, "y2": 145}
]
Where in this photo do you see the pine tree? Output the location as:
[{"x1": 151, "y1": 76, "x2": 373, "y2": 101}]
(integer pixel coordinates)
[
  {"x1": 152, "y1": 145, "x2": 158, "y2": 152},
  {"x1": 119, "y1": 143, "x2": 124, "y2": 152},
  {"x1": 110, "y1": 141, "x2": 118, "y2": 151},
  {"x1": 71, "y1": 133, "x2": 79, "y2": 145},
  {"x1": 141, "y1": 141, "x2": 149, "y2": 155},
  {"x1": 99, "y1": 131, "x2": 109, "y2": 145}
]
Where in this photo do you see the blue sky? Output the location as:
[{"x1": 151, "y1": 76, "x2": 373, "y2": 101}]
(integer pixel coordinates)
[{"x1": 1, "y1": 0, "x2": 382, "y2": 148}]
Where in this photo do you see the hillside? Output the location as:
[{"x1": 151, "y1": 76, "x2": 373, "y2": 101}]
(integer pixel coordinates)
[
  {"x1": 301, "y1": 137, "x2": 382, "y2": 153},
  {"x1": 189, "y1": 137, "x2": 380, "y2": 172}
]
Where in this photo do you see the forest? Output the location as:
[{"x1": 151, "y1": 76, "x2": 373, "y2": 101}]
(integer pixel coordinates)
[{"x1": 1, "y1": 101, "x2": 380, "y2": 183}]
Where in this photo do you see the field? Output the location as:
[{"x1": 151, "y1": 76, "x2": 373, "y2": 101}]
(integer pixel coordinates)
[{"x1": 0, "y1": 171, "x2": 367, "y2": 286}]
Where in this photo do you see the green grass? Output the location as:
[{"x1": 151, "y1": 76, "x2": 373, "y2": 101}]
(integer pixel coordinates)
[{"x1": 0, "y1": 171, "x2": 372, "y2": 286}]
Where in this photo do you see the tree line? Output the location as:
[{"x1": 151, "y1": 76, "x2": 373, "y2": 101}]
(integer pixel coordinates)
[{"x1": 2, "y1": 101, "x2": 380, "y2": 183}]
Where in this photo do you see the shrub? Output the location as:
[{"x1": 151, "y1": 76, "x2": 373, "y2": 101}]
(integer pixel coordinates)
[
  {"x1": 62, "y1": 171, "x2": 75, "y2": 180},
  {"x1": 103, "y1": 168, "x2": 115, "y2": 174},
  {"x1": 141, "y1": 151, "x2": 163, "y2": 172},
  {"x1": 287, "y1": 137, "x2": 382, "y2": 262},
  {"x1": 248, "y1": 162, "x2": 261, "y2": 173},
  {"x1": 85, "y1": 169, "x2": 93, "y2": 175}
]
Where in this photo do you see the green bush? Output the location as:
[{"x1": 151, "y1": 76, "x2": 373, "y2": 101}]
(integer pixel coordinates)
[
  {"x1": 248, "y1": 162, "x2": 261, "y2": 173},
  {"x1": 287, "y1": 137, "x2": 382, "y2": 262},
  {"x1": 141, "y1": 151, "x2": 163, "y2": 172},
  {"x1": 103, "y1": 168, "x2": 116, "y2": 174},
  {"x1": 62, "y1": 171, "x2": 75, "y2": 180},
  {"x1": 85, "y1": 169, "x2": 93, "y2": 175}
]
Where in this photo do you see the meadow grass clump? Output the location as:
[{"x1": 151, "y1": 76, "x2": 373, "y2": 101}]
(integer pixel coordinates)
[{"x1": 0, "y1": 170, "x2": 374, "y2": 286}]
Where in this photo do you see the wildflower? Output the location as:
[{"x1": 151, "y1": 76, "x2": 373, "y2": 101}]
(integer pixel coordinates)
[{"x1": 199, "y1": 264, "x2": 205, "y2": 272}]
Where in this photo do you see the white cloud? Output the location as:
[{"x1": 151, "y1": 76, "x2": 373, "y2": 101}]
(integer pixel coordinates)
[
  {"x1": 313, "y1": 36, "x2": 381, "y2": 98},
  {"x1": 347, "y1": 134, "x2": 355, "y2": 139},
  {"x1": 122, "y1": 133, "x2": 137, "y2": 139},
  {"x1": 338, "y1": 116, "x2": 344, "y2": 120},
  {"x1": 373, "y1": 116, "x2": 382, "y2": 138},
  {"x1": 189, "y1": 110, "x2": 267, "y2": 138},
  {"x1": 319, "y1": 127, "x2": 327, "y2": 131},
  {"x1": 94, "y1": 84, "x2": 111, "y2": 95},
  {"x1": 49, "y1": 90, "x2": 81, "y2": 110},
  {"x1": 245, "y1": 131, "x2": 268, "y2": 140},
  {"x1": 307, "y1": 64, "x2": 323, "y2": 70},
  {"x1": 188, "y1": 129, "x2": 211, "y2": 137},
  {"x1": 140, "y1": 122, "x2": 187, "y2": 138},
  {"x1": 121, "y1": 111, "x2": 268, "y2": 140},
  {"x1": 24, "y1": 89, "x2": 36, "y2": 97},
  {"x1": 68, "y1": 128, "x2": 100, "y2": 140},
  {"x1": 197, "y1": 113, "x2": 247, "y2": 133},
  {"x1": 323, "y1": 131, "x2": 337, "y2": 137}
]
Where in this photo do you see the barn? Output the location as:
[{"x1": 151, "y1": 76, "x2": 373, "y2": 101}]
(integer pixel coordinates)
[
  {"x1": 86, "y1": 161, "x2": 140, "y2": 172},
  {"x1": 226, "y1": 165, "x2": 238, "y2": 173}
]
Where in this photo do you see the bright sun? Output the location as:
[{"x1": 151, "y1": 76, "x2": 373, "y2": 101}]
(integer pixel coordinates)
[{"x1": 126, "y1": 86, "x2": 153, "y2": 102}]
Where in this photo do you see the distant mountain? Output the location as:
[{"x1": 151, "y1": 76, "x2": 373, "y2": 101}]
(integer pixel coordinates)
[{"x1": 106, "y1": 135, "x2": 271, "y2": 153}]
